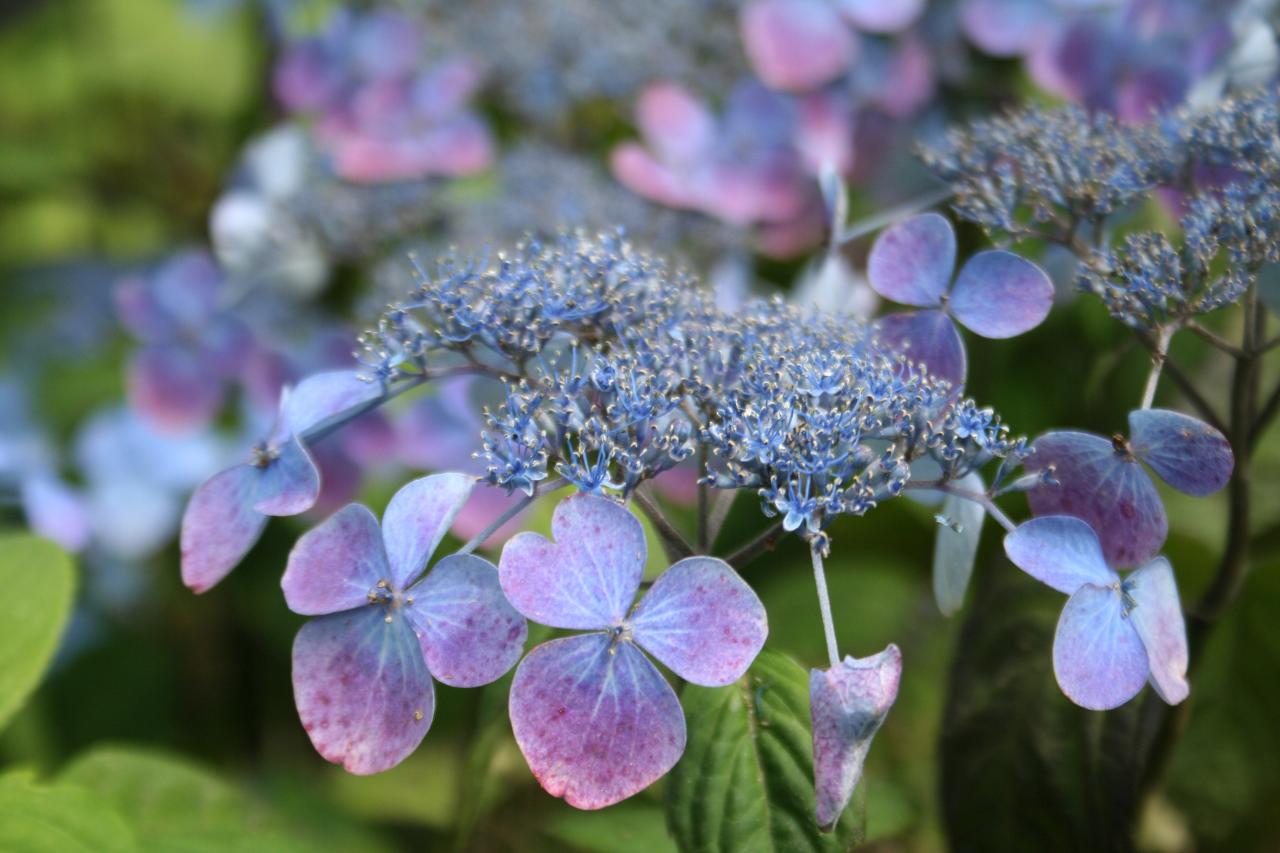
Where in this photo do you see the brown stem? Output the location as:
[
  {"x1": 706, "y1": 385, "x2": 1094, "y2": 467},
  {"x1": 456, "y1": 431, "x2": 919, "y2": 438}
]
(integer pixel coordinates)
[
  {"x1": 631, "y1": 485, "x2": 695, "y2": 560},
  {"x1": 724, "y1": 520, "x2": 787, "y2": 569}
]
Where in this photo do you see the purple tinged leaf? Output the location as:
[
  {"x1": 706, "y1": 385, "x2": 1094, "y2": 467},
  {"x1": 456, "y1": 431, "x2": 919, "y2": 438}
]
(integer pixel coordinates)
[
  {"x1": 810, "y1": 644, "x2": 902, "y2": 830},
  {"x1": 1128, "y1": 409, "x2": 1233, "y2": 497},
  {"x1": 283, "y1": 370, "x2": 383, "y2": 437},
  {"x1": 381, "y1": 473, "x2": 474, "y2": 589},
  {"x1": 1025, "y1": 431, "x2": 1167, "y2": 568},
  {"x1": 498, "y1": 494, "x2": 646, "y2": 630},
  {"x1": 1003, "y1": 516, "x2": 1117, "y2": 595},
  {"x1": 253, "y1": 436, "x2": 321, "y2": 516},
  {"x1": 835, "y1": 0, "x2": 923, "y2": 33},
  {"x1": 281, "y1": 504, "x2": 390, "y2": 616},
  {"x1": 875, "y1": 310, "x2": 967, "y2": 389},
  {"x1": 949, "y1": 250, "x2": 1054, "y2": 339},
  {"x1": 1125, "y1": 557, "x2": 1189, "y2": 705},
  {"x1": 1053, "y1": 584, "x2": 1148, "y2": 710},
  {"x1": 405, "y1": 553, "x2": 527, "y2": 688},
  {"x1": 740, "y1": 0, "x2": 857, "y2": 93},
  {"x1": 629, "y1": 557, "x2": 768, "y2": 687},
  {"x1": 292, "y1": 607, "x2": 434, "y2": 775},
  {"x1": 867, "y1": 213, "x2": 955, "y2": 307},
  {"x1": 508, "y1": 633, "x2": 685, "y2": 810},
  {"x1": 180, "y1": 465, "x2": 268, "y2": 593}
]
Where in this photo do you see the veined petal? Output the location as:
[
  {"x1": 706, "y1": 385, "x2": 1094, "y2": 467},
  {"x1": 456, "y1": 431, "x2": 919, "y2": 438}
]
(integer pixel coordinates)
[
  {"x1": 630, "y1": 557, "x2": 768, "y2": 687},
  {"x1": 949, "y1": 250, "x2": 1053, "y2": 339},
  {"x1": 282, "y1": 504, "x2": 391, "y2": 616},
  {"x1": 282, "y1": 370, "x2": 384, "y2": 438},
  {"x1": 180, "y1": 464, "x2": 268, "y2": 593},
  {"x1": 810, "y1": 644, "x2": 902, "y2": 830},
  {"x1": 508, "y1": 634, "x2": 685, "y2": 810},
  {"x1": 1128, "y1": 408, "x2": 1233, "y2": 497},
  {"x1": 867, "y1": 213, "x2": 955, "y2": 307},
  {"x1": 1053, "y1": 584, "x2": 1148, "y2": 710},
  {"x1": 406, "y1": 553, "x2": 526, "y2": 688},
  {"x1": 499, "y1": 494, "x2": 646, "y2": 630},
  {"x1": 381, "y1": 473, "x2": 474, "y2": 589},
  {"x1": 292, "y1": 608, "x2": 435, "y2": 775},
  {"x1": 1125, "y1": 557, "x2": 1189, "y2": 705},
  {"x1": 875, "y1": 310, "x2": 967, "y2": 389},
  {"x1": 254, "y1": 436, "x2": 321, "y2": 516},
  {"x1": 1003, "y1": 516, "x2": 1117, "y2": 595}
]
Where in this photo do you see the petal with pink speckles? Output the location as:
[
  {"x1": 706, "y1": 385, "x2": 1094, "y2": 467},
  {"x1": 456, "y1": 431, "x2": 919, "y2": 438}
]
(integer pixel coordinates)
[
  {"x1": 1025, "y1": 431, "x2": 1167, "y2": 568},
  {"x1": 630, "y1": 557, "x2": 767, "y2": 687},
  {"x1": 1125, "y1": 557, "x2": 1189, "y2": 705},
  {"x1": 949, "y1": 250, "x2": 1054, "y2": 339},
  {"x1": 508, "y1": 634, "x2": 685, "y2": 810},
  {"x1": 254, "y1": 436, "x2": 321, "y2": 516},
  {"x1": 292, "y1": 607, "x2": 435, "y2": 775},
  {"x1": 499, "y1": 494, "x2": 646, "y2": 630},
  {"x1": 1053, "y1": 584, "x2": 1148, "y2": 710},
  {"x1": 281, "y1": 503, "x2": 391, "y2": 616},
  {"x1": 180, "y1": 464, "x2": 268, "y2": 593},
  {"x1": 381, "y1": 473, "x2": 474, "y2": 589},
  {"x1": 875, "y1": 310, "x2": 967, "y2": 389},
  {"x1": 405, "y1": 553, "x2": 526, "y2": 688},
  {"x1": 867, "y1": 213, "x2": 955, "y2": 307},
  {"x1": 1128, "y1": 409, "x2": 1233, "y2": 497},
  {"x1": 1003, "y1": 515, "x2": 1117, "y2": 595},
  {"x1": 740, "y1": 0, "x2": 856, "y2": 92},
  {"x1": 810, "y1": 644, "x2": 902, "y2": 830}
]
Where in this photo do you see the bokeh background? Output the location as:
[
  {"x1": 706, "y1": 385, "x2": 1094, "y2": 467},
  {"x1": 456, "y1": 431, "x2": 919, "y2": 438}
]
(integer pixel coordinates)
[{"x1": 2, "y1": 1, "x2": 1279, "y2": 850}]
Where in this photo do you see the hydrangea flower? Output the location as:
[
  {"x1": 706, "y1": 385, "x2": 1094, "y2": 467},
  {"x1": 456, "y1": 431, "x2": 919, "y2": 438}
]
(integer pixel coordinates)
[
  {"x1": 867, "y1": 213, "x2": 1054, "y2": 387},
  {"x1": 180, "y1": 370, "x2": 382, "y2": 593},
  {"x1": 1025, "y1": 408, "x2": 1233, "y2": 568},
  {"x1": 115, "y1": 250, "x2": 252, "y2": 433},
  {"x1": 282, "y1": 473, "x2": 526, "y2": 774},
  {"x1": 498, "y1": 494, "x2": 768, "y2": 809},
  {"x1": 1004, "y1": 515, "x2": 1189, "y2": 710},
  {"x1": 810, "y1": 644, "x2": 902, "y2": 829}
]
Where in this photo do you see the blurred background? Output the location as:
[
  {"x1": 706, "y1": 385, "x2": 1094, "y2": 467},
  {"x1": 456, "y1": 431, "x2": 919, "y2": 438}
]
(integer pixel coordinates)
[{"x1": 1, "y1": 1, "x2": 1279, "y2": 850}]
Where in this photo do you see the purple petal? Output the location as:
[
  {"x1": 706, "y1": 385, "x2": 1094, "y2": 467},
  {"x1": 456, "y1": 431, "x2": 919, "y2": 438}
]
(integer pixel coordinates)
[
  {"x1": 1125, "y1": 557, "x2": 1189, "y2": 705},
  {"x1": 959, "y1": 0, "x2": 1053, "y2": 57},
  {"x1": 498, "y1": 494, "x2": 646, "y2": 630},
  {"x1": 867, "y1": 213, "x2": 955, "y2": 307},
  {"x1": 810, "y1": 644, "x2": 902, "y2": 830},
  {"x1": 281, "y1": 504, "x2": 391, "y2": 616},
  {"x1": 636, "y1": 82, "x2": 716, "y2": 166},
  {"x1": 1026, "y1": 431, "x2": 1167, "y2": 568},
  {"x1": 283, "y1": 371, "x2": 383, "y2": 438},
  {"x1": 875, "y1": 310, "x2": 967, "y2": 389},
  {"x1": 1003, "y1": 516, "x2": 1117, "y2": 595},
  {"x1": 834, "y1": 0, "x2": 923, "y2": 33},
  {"x1": 253, "y1": 436, "x2": 321, "y2": 516},
  {"x1": 292, "y1": 608, "x2": 435, "y2": 775},
  {"x1": 381, "y1": 473, "x2": 474, "y2": 589},
  {"x1": 630, "y1": 557, "x2": 768, "y2": 687},
  {"x1": 127, "y1": 347, "x2": 224, "y2": 433},
  {"x1": 609, "y1": 144, "x2": 699, "y2": 211},
  {"x1": 949, "y1": 250, "x2": 1054, "y2": 338},
  {"x1": 180, "y1": 465, "x2": 268, "y2": 593},
  {"x1": 21, "y1": 474, "x2": 90, "y2": 553},
  {"x1": 405, "y1": 553, "x2": 526, "y2": 687},
  {"x1": 1053, "y1": 584, "x2": 1148, "y2": 710},
  {"x1": 1128, "y1": 409, "x2": 1233, "y2": 497},
  {"x1": 740, "y1": 0, "x2": 857, "y2": 92},
  {"x1": 508, "y1": 634, "x2": 685, "y2": 810}
]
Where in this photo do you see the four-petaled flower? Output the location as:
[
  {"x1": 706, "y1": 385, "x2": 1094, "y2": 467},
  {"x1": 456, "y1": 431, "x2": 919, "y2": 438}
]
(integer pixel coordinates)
[
  {"x1": 868, "y1": 213, "x2": 1054, "y2": 388},
  {"x1": 499, "y1": 493, "x2": 768, "y2": 809},
  {"x1": 1004, "y1": 515, "x2": 1189, "y2": 710},
  {"x1": 180, "y1": 370, "x2": 382, "y2": 592},
  {"x1": 282, "y1": 473, "x2": 527, "y2": 774}
]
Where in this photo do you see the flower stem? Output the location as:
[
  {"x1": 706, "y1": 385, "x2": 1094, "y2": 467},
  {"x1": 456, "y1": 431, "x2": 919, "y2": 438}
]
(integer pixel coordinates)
[
  {"x1": 1138, "y1": 326, "x2": 1174, "y2": 410},
  {"x1": 810, "y1": 544, "x2": 841, "y2": 670},
  {"x1": 457, "y1": 478, "x2": 568, "y2": 555}
]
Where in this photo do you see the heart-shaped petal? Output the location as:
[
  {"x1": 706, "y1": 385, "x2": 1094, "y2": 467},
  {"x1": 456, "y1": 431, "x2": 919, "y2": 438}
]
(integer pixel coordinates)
[
  {"x1": 1128, "y1": 408, "x2": 1233, "y2": 497},
  {"x1": 1004, "y1": 515, "x2": 1118, "y2": 595},
  {"x1": 867, "y1": 213, "x2": 955, "y2": 307}
]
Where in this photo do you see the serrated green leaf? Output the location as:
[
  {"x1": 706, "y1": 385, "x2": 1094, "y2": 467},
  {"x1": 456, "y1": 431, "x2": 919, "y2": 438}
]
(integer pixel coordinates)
[
  {"x1": 667, "y1": 649, "x2": 863, "y2": 852},
  {"x1": 0, "y1": 773, "x2": 136, "y2": 853},
  {"x1": 0, "y1": 534, "x2": 75, "y2": 732}
]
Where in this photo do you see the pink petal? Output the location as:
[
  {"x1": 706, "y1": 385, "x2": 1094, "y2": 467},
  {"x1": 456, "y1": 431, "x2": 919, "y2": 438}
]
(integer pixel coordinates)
[
  {"x1": 1125, "y1": 557, "x2": 1189, "y2": 705},
  {"x1": 740, "y1": 0, "x2": 857, "y2": 92},
  {"x1": 636, "y1": 82, "x2": 716, "y2": 166},
  {"x1": 508, "y1": 634, "x2": 685, "y2": 810},
  {"x1": 498, "y1": 494, "x2": 646, "y2": 630},
  {"x1": 381, "y1": 473, "x2": 475, "y2": 589},
  {"x1": 610, "y1": 143, "x2": 699, "y2": 210},
  {"x1": 630, "y1": 557, "x2": 768, "y2": 687},
  {"x1": 281, "y1": 503, "x2": 391, "y2": 616},
  {"x1": 180, "y1": 465, "x2": 269, "y2": 593},
  {"x1": 127, "y1": 347, "x2": 224, "y2": 434},
  {"x1": 867, "y1": 213, "x2": 955, "y2": 307},
  {"x1": 1053, "y1": 584, "x2": 1148, "y2": 710}
]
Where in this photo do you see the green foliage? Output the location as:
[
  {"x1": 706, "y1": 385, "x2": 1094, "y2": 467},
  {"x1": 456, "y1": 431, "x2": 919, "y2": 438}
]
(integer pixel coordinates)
[
  {"x1": 0, "y1": 534, "x2": 75, "y2": 733},
  {"x1": 545, "y1": 801, "x2": 678, "y2": 853},
  {"x1": 0, "y1": 771, "x2": 135, "y2": 853},
  {"x1": 666, "y1": 649, "x2": 863, "y2": 852}
]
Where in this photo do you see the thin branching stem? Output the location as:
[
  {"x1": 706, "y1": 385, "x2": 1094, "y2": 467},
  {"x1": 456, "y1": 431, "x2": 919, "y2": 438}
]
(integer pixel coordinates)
[
  {"x1": 725, "y1": 520, "x2": 786, "y2": 569},
  {"x1": 809, "y1": 543, "x2": 841, "y2": 670},
  {"x1": 631, "y1": 485, "x2": 696, "y2": 560},
  {"x1": 457, "y1": 478, "x2": 568, "y2": 555}
]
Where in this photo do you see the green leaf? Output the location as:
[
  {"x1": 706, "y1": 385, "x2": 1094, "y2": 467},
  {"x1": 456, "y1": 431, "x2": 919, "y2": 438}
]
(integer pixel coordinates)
[
  {"x1": 544, "y1": 800, "x2": 678, "y2": 853},
  {"x1": 0, "y1": 773, "x2": 136, "y2": 852},
  {"x1": 0, "y1": 534, "x2": 76, "y2": 732},
  {"x1": 666, "y1": 649, "x2": 863, "y2": 852}
]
